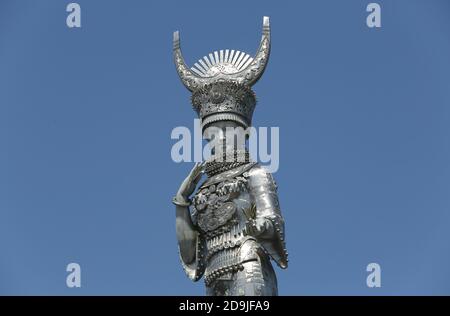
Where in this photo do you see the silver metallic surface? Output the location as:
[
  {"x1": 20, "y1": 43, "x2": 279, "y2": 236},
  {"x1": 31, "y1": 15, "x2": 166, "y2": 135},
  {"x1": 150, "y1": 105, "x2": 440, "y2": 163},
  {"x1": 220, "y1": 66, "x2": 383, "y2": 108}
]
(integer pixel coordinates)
[
  {"x1": 173, "y1": 17, "x2": 287, "y2": 296},
  {"x1": 173, "y1": 16, "x2": 270, "y2": 129}
]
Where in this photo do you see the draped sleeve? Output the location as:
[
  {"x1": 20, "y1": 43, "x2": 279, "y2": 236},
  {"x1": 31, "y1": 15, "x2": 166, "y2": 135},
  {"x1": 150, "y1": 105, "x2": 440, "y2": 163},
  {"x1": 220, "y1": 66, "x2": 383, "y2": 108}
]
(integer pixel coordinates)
[
  {"x1": 177, "y1": 206, "x2": 207, "y2": 281},
  {"x1": 247, "y1": 165, "x2": 288, "y2": 269}
]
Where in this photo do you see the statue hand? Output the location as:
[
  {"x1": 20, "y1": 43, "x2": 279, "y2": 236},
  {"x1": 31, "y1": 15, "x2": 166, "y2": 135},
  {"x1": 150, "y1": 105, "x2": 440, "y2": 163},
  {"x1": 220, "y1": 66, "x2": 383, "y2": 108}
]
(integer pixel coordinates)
[
  {"x1": 248, "y1": 217, "x2": 273, "y2": 238},
  {"x1": 176, "y1": 162, "x2": 205, "y2": 201}
]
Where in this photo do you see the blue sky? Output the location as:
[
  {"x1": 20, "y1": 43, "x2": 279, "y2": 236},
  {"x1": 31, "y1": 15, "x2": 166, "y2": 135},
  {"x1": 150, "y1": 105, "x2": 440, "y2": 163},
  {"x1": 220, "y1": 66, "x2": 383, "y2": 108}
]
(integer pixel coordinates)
[{"x1": 1, "y1": 0, "x2": 450, "y2": 295}]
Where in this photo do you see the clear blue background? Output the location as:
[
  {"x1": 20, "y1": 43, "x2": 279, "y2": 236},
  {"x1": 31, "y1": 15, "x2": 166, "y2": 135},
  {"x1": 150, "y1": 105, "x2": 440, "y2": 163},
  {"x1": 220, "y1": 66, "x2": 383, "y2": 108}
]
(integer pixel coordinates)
[{"x1": 1, "y1": 0, "x2": 449, "y2": 295}]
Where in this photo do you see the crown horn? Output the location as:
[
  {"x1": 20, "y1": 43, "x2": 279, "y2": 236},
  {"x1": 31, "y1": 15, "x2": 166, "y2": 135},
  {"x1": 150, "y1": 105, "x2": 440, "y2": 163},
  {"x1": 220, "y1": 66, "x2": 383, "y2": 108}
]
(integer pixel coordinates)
[
  {"x1": 173, "y1": 31, "x2": 204, "y2": 92},
  {"x1": 236, "y1": 16, "x2": 271, "y2": 87}
]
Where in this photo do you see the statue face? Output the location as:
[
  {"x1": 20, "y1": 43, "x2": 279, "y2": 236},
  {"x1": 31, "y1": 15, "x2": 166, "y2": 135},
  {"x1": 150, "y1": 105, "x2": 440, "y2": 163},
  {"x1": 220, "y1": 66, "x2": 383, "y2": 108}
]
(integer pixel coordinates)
[
  {"x1": 203, "y1": 120, "x2": 248, "y2": 154},
  {"x1": 202, "y1": 121, "x2": 245, "y2": 141}
]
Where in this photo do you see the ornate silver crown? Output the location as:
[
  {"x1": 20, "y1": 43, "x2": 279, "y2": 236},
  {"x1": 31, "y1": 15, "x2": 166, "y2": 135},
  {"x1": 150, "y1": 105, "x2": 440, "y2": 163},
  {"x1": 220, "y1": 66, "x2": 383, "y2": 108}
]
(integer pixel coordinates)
[{"x1": 173, "y1": 16, "x2": 271, "y2": 129}]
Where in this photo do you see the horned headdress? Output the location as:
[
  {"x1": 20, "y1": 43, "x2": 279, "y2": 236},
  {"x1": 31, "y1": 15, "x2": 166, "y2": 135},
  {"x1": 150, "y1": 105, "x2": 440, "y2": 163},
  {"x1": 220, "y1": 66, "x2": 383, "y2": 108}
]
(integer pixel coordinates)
[{"x1": 173, "y1": 16, "x2": 271, "y2": 130}]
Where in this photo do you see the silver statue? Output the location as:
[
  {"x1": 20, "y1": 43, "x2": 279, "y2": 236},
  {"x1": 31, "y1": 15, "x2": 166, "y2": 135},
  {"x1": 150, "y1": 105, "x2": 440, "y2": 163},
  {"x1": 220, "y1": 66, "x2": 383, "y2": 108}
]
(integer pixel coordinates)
[{"x1": 172, "y1": 16, "x2": 288, "y2": 296}]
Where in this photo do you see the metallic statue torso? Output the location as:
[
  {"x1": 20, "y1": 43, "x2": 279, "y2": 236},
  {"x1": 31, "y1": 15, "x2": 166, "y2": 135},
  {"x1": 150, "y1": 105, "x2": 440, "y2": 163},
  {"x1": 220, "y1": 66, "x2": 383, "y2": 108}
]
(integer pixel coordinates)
[{"x1": 180, "y1": 162, "x2": 287, "y2": 295}]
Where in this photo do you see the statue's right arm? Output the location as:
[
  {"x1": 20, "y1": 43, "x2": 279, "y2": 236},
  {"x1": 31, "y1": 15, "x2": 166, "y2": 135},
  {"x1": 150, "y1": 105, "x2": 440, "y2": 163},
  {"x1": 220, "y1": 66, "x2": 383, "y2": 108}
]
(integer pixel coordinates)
[
  {"x1": 173, "y1": 163, "x2": 206, "y2": 281},
  {"x1": 175, "y1": 203, "x2": 197, "y2": 264},
  {"x1": 174, "y1": 200, "x2": 206, "y2": 281}
]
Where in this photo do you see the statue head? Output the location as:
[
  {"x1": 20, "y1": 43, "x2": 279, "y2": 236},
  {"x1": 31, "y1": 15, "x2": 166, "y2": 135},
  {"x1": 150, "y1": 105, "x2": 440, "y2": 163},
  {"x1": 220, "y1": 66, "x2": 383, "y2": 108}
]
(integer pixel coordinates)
[{"x1": 173, "y1": 16, "x2": 271, "y2": 134}]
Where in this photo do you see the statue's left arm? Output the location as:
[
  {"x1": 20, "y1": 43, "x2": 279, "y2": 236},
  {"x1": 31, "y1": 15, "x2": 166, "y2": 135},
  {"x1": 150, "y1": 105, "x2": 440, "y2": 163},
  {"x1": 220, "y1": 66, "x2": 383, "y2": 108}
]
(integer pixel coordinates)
[{"x1": 247, "y1": 165, "x2": 288, "y2": 269}]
